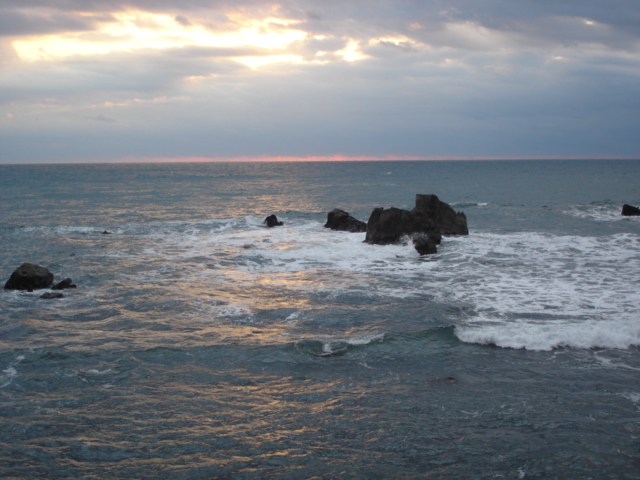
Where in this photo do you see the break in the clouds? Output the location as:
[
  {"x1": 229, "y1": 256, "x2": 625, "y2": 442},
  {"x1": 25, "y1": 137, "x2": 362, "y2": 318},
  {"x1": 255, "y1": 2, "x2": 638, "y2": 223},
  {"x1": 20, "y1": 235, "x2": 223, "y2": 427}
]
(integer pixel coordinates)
[{"x1": 1, "y1": 0, "x2": 639, "y2": 163}]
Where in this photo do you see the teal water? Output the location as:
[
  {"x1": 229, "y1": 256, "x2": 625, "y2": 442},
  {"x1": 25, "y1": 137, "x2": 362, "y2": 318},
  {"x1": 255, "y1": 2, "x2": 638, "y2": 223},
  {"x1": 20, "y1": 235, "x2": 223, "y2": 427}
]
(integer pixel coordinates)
[{"x1": 1, "y1": 160, "x2": 640, "y2": 478}]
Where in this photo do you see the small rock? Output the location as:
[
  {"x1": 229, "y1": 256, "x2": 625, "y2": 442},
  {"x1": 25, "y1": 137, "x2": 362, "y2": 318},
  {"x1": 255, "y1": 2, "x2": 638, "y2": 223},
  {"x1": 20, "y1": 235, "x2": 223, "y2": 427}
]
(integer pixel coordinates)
[
  {"x1": 622, "y1": 204, "x2": 640, "y2": 216},
  {"x1": 324, "y1": 209, "x2": 367, "y2": 233},
  {"x1": 40, "y1": 292, "x2": 64, "y2": 299},
  {"x1": 413, "y1": 236, "x2": 438, "y2": 255},
  {"x1": 264, "y1": 214, "x2": 283, "y2": 227},
  {"x1": 52, "y1": 278, "x2": 77, "y2": 290},
  {"x1": 4, "y1": 263, "x2": 54, "y2": 291}
]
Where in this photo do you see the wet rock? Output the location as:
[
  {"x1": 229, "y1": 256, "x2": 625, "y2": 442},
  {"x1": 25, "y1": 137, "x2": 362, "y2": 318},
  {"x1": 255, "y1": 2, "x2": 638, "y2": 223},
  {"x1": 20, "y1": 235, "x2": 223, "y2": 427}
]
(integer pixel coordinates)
[
  {"x1": 52, "y1": 278, "x2": 77, "y2": 290},
  {"x1": 364, "y1": 195, "x2": 467, "y2": 254},
  {"x1": 4, "y1": 263, "x2": 54, "y2": 291},
  {"x1": 324, "y1": 209, "x2": 367, "y2": 233},
  {"x1": 412, "y1": 194, "x2": 468, "y2": 236},
  {"x1": 264, "y1": 214, "x2": 283, "y2": 227},
  {"x1": 622, "y1": 204, "x2": 640, "y2": 216},
  {"x1": 365, "y1": 207, "x2": 441, "y2": 246},
  {"x1": 40, "y1": 292, "x2": 64, "y2": 299},
  {"x1": 413, "y1": 236, "x2": 438, "y2": 255}
]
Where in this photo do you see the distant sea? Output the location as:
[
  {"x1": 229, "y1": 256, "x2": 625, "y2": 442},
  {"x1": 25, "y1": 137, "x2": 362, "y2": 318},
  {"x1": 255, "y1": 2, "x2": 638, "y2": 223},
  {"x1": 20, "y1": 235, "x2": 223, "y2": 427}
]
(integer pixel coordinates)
[{"x1": 1, "y1": 160, "x2": 640, "y2": 479}]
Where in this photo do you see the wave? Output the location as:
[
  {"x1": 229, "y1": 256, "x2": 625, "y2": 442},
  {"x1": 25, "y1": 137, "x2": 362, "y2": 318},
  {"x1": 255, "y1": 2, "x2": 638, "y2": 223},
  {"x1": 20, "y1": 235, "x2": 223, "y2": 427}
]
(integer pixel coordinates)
[
  {"x1": 455, "y1": 318, "x2": 640, "y2": 351},
  {"x1": 563, "y1": 201, "x2": 640, "y2": 222}
]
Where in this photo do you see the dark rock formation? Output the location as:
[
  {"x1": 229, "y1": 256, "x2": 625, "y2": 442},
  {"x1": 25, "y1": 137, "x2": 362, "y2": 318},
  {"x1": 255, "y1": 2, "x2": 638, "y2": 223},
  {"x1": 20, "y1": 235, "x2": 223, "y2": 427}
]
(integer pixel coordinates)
[
  {"x1": 622, "y1": 204, "x2": 640, "y2": 216},
  {"x1": 364, "y1": 195, "x2": 467, "y2": 256},
  {"x1": 412, "y1": 194, "x2": 468, "y2": 235},
  {"x1": 40, "y1": 292, "x2": 64, "y2": 299},
  {"x1": 365, "y1": 207, "x2": 441, "y2": 246},
  {"x1": 413, "y1": 236, "x2": 438, "y2": 255},
  {"x1": 4, "y1": 263, "x2": 54, "y2": 291},
  {"x1": 52, "y1": 278, "x2": 77, "y2": 290},
  {"x1": 324, "y1": 209, "x2": 367, "y2": 233},
  {"x1": 264, "y1": 214, "x2": 283, "y2": 227}
]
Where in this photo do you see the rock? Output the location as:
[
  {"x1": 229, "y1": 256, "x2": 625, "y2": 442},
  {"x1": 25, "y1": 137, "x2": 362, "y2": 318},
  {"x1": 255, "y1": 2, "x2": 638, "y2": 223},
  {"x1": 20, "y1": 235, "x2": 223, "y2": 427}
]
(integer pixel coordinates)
[
  {"x1": 324, "y1": 209, "x2": 367, "y2": 233},
  {"x1": 412, "y1": 194, "x2": 468, "y2": 235},
  {"x1": 102, "y1": 230, "x2": 111, "y2": 234},
  {"x1": 413, "y1": 236, "x2": 438, "y2": 255},
  {"x1": 364, "y1": 207, "x2": 442, "y2": 245},
  {"x1": 4, "y1": 263, "x2": 54, "y2": 291},
  {"x1": 40, "y1": 292, "x2": 64, "y2": 299},
  {"x1": 364, "y1": 195, "x2": 467, "y2": 255},
  {"x1": 52, "y1": 278, "x2": 77, "y2": 290},
  {"x1": 365, "y1": 207, "x2": 441, "y2": 245},
  {"x1": 264, "y1": 214, "x2": 283, "y2": 227},
  {"x1": 622, "y1": 204, "x2": 640, "y2": 216}
]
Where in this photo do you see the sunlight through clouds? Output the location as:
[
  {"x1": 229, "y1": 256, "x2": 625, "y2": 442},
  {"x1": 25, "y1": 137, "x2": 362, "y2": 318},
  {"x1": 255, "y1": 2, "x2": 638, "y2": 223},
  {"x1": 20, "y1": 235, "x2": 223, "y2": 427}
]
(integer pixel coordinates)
[
  {"x1": 12, "y1": 10, "x2": 309, "y2": 62},
  {"x1": 1, "y1": 0, "x2": 639, "y2": 163}
]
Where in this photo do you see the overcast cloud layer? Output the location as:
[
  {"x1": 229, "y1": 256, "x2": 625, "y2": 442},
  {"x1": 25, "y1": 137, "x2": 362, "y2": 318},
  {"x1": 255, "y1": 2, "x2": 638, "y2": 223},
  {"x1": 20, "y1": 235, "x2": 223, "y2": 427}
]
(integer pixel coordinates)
[{"x1": 1, "y1": 0, "x2": 639, "y2": 163}]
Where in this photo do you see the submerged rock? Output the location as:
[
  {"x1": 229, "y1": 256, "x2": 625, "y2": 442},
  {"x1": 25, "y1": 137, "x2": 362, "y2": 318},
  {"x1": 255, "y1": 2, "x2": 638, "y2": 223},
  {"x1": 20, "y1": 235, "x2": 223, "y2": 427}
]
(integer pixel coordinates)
[
  {"x1": 324, "y1": 209, "x2": 367, "y2": 233},
  {"x1": 622, "y1": 204, "x2": 640, "y2": 216},
  {"x1": 40, "y1": 292, "x2": 64, "y2": 299},
  {"x1": 4, "y1": 263, "x2": 54, "y2": 291},
  {"x1": 52, "y1": 278, "x2": 77, "y2": 290},
  {"x1": 264, "y1": 214, "x2": 284, "y2": 227}
]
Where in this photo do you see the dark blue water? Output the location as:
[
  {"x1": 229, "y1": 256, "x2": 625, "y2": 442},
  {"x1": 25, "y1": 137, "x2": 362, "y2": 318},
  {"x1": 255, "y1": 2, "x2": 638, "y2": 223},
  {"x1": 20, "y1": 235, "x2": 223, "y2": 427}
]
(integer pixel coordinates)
[{"x1": 1, "y1": 160, "x2": 640, "y2": 478}]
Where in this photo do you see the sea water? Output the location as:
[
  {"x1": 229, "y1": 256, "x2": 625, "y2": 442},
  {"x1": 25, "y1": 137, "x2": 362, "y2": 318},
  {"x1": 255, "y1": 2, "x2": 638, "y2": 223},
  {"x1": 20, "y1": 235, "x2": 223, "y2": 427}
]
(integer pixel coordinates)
[{"x1": 1, "y1": 160, "x2": 639, "y2": 479}]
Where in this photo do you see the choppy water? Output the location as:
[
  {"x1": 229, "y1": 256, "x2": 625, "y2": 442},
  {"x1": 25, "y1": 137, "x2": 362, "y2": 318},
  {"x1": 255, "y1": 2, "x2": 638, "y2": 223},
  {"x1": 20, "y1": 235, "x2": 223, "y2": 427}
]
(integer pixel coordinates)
[{"x1": 1, "y1": 160, "x2": 640, "y2": 478}]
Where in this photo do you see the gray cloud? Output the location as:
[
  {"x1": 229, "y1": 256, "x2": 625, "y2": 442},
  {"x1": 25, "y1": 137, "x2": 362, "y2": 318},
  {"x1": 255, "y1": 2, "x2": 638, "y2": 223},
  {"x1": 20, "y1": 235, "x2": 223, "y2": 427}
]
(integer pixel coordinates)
[
  {"x1": 1, "y1": 0, "x2": 639, "y2": 162},
  {"x1": 174, "y1": 15, "x2": 191, "y2": 27}
]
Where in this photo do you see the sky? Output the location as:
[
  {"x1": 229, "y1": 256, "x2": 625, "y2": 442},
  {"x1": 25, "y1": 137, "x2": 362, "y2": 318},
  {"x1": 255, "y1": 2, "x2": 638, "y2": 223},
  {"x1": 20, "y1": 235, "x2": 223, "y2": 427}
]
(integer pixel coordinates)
[{"x1": 1, "y1": 0, "x2": 639, "y2": 164}]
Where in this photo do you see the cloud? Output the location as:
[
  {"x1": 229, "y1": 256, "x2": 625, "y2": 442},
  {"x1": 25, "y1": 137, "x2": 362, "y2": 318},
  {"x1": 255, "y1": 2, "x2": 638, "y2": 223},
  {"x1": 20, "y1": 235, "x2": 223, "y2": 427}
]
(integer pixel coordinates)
[
  {"x1": 87, "y1": 114, "x2": 115, "y2": 122},
  {"x1": 174, "y1": 15, "x2": 191, "y2": 27},
  {"x1": 1, "y1": 0, "x2": 639, "y2": 163}
]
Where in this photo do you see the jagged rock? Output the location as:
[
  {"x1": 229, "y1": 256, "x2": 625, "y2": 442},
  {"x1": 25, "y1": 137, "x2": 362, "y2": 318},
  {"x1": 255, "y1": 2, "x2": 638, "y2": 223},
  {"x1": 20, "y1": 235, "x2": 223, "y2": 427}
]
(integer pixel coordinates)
[
  {"x1": 52, "y1": 278, "x2": 77, "y2": 290},
  {"x1": 264, "y1": 214, "x2": 283, "y2": 227},
  {"x1": 4, "y1": 263, "x2": 54, "y2": 291},
  {"x1": 412, "y1": 194, "x2": 468, "y2": 235},
  {"x1": 413, "y1": 236, "x2": 438, "y2": 255},
  {"x1": 40, "y1": 292, "x2": 64, "y2": 299},
  {"x1": 324, "y1": 209, "x2": 367, "y2": 233},
  {"x1": 365, "y1": 207, "x2": 441, "y2": 246},
  {"x1": 622, "y1": 204, "x2": 640, "y2": 216}
]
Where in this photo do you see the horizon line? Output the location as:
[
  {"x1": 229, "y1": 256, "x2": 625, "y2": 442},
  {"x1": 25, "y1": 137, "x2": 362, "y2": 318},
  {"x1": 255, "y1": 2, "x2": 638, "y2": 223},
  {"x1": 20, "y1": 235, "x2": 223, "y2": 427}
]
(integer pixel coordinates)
[{"x1": 2, "y1": 154, "x2": 639, "y2": 165}]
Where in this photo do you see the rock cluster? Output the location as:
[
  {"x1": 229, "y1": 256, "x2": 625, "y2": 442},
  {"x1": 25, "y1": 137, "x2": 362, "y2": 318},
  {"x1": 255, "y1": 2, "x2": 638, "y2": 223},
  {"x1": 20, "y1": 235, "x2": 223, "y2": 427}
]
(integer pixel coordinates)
[
  {"x1": 324, "y1": 194, "x2": 468, "y2": 256},
  {"x1": 365, "y1": 194, "x2": 467, "y2": 254},
  {"x1": 4, "y1": 263, "x2": 76, "y2": 298}
]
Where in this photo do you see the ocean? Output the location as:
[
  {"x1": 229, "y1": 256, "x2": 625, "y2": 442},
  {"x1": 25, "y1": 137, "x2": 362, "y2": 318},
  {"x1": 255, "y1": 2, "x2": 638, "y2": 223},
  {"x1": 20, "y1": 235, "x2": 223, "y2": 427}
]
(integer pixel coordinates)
[{"x1": 1, "y1": 160, "x2": 639, "y2": 479}]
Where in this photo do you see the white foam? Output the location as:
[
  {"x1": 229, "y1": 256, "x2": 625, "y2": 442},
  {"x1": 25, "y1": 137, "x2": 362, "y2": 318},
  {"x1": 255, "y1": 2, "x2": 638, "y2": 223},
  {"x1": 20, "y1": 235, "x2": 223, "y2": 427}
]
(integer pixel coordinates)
[
  {"x1": 619, "y1": 392, "x2": 640, "y2": 404},
  {"x1": 564, "y1": 203, "x2": 640, "y2": 222},
  {"x1": 83, "y1": 215, "x2": 640, "y2": 351},
  {"x1": 456, "y1": 318, "x2": 640, "y2": 351},
  {"x1": 0, "y1": 366, "x2": 17, "y2": 389},
  {"x1": 319, "y1": 333, "x2": 385, "y2": 355},
  {"x1": 449, "y1": 232, "x2": 640, "y2": 350}
]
